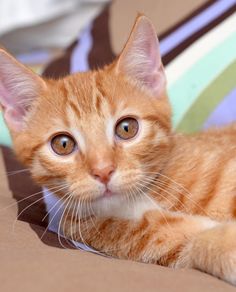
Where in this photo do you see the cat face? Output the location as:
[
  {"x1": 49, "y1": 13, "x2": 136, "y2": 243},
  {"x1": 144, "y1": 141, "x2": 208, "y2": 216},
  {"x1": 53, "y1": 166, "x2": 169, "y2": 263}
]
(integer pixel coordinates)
[{"x1": 0, "y1": 16, "x2": 172, "y2": 202}]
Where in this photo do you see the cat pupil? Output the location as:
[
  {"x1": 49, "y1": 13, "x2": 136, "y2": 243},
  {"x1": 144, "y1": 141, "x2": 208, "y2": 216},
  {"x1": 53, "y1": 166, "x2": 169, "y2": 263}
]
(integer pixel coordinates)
[
  {"x1": 123, "y1": 124, "x2": 129, "y2": 132},
  {"x1": 62, "y1": 141, "x2": 67, "y2": 148}
]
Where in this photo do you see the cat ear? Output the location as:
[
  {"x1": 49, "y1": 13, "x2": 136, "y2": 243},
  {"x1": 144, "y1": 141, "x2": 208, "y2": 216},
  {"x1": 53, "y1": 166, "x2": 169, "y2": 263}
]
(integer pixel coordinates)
[
  {"x1": 115, "y1": 15, "x2": 166, "y2": 97},
  {"x1": 0, "y1": 49, "x2": 46, "y2": 131}
]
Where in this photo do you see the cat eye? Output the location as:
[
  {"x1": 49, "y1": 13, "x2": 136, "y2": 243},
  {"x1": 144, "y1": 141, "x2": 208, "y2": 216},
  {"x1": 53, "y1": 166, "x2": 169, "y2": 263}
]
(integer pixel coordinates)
[
  {"x1": 115, "y1": 117, "x2": 139, "y2": 140},
  {"x1": 51, "y1": 134, "x2": 76, "y2": 156}
]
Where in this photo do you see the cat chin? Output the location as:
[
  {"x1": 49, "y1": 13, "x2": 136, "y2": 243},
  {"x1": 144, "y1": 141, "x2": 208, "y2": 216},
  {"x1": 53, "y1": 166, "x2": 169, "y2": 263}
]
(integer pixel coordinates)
[{"x1": 90, "y1": 192, "x2": 159, "y2": 220}]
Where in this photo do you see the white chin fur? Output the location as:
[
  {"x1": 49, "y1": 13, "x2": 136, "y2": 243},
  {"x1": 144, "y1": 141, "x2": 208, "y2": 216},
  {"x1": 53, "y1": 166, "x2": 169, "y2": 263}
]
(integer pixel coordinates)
[
  {"x1": 43, "y1": 187, "x2": 160, "y2": 234},
  {"x1": 91, "y1": 192, "x2": 159, "y2": 220}
]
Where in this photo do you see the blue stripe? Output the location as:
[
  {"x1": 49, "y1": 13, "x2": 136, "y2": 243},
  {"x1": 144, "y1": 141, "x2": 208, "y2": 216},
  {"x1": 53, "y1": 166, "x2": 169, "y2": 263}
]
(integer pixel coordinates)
[
  {"x1": 71, "y1": 23, "x2": 93, "y2": 73},
  {"x1": 160, "y1": 0, "x2": 236, "y2": 56},
  {"x1": 203, "y1": 87, "x2": 236, "y2": 129}
]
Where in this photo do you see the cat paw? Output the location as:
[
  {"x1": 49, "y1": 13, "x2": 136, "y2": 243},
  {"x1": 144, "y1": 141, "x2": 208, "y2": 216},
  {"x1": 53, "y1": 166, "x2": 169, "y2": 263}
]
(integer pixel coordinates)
[{"x1": 180, "y1": 223, "x2": 236, "y2": 285}]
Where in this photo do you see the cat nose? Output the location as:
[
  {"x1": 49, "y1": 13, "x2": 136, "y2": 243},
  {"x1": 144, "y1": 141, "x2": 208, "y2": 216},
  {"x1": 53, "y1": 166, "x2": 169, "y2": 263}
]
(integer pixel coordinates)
[{"x1": 91, "y1": 164, "x2": 115, "y2": 184}]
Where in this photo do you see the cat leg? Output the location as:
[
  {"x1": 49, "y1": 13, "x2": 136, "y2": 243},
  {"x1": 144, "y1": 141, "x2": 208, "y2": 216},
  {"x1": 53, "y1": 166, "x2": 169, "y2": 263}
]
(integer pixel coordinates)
[
  {"x1": 63, "y1": 210, "x2": 236, "y2": 285},
  {"x1": 177, "y1": 222, "x2": 236, "y2": 285}
]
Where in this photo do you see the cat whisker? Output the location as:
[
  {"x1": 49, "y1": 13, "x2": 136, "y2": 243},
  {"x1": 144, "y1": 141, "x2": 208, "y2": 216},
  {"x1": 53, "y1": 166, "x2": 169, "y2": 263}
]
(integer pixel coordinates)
[
  {"x1": 136, "y1": 180, "x2": 176, "y2": 210},
  {"x1": 39, "y1": 190, "x2": 72, "y2": 240},
  {"x1": 155, "y1": 179, "x2": 208, "y2": 216},
  {"x1": 142, "y1": 171, "x2": 208, "y2": 216},
  {"x1": 61, "y1": 193, "x2": 90, "y2": 251},
  {"x1": 66, "y1": 195, "x2": 114, "y2": 256},
  {"x1": 67, "y1": 195, "x2": 86, "y2": 249},
  {"x1": 153, "y1": 179, "x2": 196, "y2": 211},
  {"x1": 16, "y1": 184, "x2": 69, "y2": 220},
  {"x1": 1, "y1": 183, "x2": 69, "y2": 212},
  {"x1": 77, "y1": 197, "x2": 91, "y2": 249},
  {"x1": 125, "y1": 185, "x2": 136, "y2": 207},
  {"x1": 142, "y1": 171, "x2": 193, "y2": 197},
  {"x1": 82, "y1": 198, "x2": 98, "y2": 246},
  {"x1": 57, "y1": 193, "x2": 75, "y2": 249},
  {"x1": 41, "y1": 185, "x2": 70, "y2": 222},
  {"x1": 147, "y1": 182, "x2": 190, "y2": 213},
  {"x1": 83, "y1": 198, "x2": 104, "y2": 247},
  {"x1": 63, "y1": 197, "x2": 77, "y2": 249},
  {"x1": 133, "y1": 184, "x2": 174, "y2": 235},
  {"x1": 71, "y1": 196, "x2": 82, "y2": 241},
  {"x1": 65, "y1": 194, "x2": 78, "y2": 249},
  {"x1": 11, "y1": 191, "x2": 53, "y2": 233},
  {"x1": 5, "y1": 168, "x2": 30, "y2": 176},
  {"x1": 83, "y1": 199, "x2": 96, "y2": 234},
  {"x1": 14, "y1": 184, "x2": 68, "y2": 221},
  {"x1": 139, "y1": 176, "x2": 190, "y2": 213},
  {"x1": 88, "y1": 197, "x2": 99, "y2": 231}
]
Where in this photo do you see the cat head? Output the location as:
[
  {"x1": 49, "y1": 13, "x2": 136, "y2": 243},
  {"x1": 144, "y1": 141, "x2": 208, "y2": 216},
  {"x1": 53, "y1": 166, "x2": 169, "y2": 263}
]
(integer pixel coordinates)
[{"x1": 0, "y1": 16, "x2": 172, "y2": 202}]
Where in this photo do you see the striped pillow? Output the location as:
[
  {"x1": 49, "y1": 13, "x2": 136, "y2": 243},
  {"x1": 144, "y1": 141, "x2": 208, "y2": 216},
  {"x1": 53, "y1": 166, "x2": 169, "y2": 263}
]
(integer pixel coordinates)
[{"x1": 0, "y1": 0, "x2": 236, "y2": 147}]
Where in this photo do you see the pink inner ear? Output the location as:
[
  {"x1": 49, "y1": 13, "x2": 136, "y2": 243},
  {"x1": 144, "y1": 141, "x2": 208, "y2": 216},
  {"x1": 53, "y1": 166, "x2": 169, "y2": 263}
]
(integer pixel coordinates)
[
  {"x1": 0, "y1": 81, "x2": 26, "y2": 130},
  {"x1": 125, "y1": 36, "x2": 165, "y2": 96},
  {"x1": 141, "y1": 40, "x2": 163, "y2": 89},
  {"x1": 117, "y1": 17, "x2": 166, "y2": 97},
  {"x1": 0, "y1": 50, "x2": 46, "y2": 132},
  {"x1": 134, "y1": 30, "x2": 165, "y2": 95},
  {"x1": 0, "y1": 82, "x2": 13, "y2": 108},
  {"x1": 4, "y1": 107, "x2": 25, "y2": 131}
]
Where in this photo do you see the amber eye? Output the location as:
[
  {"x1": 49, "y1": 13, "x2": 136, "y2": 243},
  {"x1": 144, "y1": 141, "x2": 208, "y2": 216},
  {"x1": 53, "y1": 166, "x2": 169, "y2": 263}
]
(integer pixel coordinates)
[
  {"x1": 51, "y1": 134, "x2": 76, "y2": 156},
  {"x1": 115, "y1": 117, "x2": 139, "y2": 140}
]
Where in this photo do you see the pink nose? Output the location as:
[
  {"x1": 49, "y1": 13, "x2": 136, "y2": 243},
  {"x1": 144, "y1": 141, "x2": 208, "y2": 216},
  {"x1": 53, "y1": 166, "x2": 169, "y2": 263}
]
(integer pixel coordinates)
[{"x1": 91, "y1": 165, "x2": 115, "y2": 184}]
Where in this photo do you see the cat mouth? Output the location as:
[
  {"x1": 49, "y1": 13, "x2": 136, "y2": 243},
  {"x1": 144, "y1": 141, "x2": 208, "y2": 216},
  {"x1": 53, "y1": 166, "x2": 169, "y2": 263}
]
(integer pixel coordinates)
[{"x1": 103, "y1": 188, "x2": 113, "y2": 197}]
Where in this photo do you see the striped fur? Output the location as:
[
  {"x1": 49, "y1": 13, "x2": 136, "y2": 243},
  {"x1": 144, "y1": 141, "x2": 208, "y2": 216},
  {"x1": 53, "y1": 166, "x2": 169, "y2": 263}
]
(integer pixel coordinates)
[{"x1": 1, "y1": 15, "x2": 236, "y2": 285}]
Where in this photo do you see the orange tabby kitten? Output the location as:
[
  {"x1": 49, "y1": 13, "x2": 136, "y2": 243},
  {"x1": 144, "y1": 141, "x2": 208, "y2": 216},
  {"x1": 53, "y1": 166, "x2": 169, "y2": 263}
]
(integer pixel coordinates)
[{"x1": 1, "y1": 16, "x2": 236, "y2": 285}]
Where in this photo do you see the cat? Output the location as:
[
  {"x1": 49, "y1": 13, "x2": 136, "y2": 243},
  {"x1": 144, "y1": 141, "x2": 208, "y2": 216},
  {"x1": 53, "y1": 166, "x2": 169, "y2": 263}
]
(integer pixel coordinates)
[{"x1": 1, "y1": 15, "x2": 236, "y2": 285}]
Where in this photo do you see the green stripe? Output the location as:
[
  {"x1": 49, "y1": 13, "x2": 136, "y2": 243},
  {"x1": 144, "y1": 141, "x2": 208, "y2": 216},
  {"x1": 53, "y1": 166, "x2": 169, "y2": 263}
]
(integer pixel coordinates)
[
  {"x1": 176, "y1": 60, "x2": 236, "y2": 133},
  {"x1": 167, "y1": 32, "x2": 236, "y2": 128},
  {"x1": 0, "y1": 113, "x2": 11, "y2": 146}
]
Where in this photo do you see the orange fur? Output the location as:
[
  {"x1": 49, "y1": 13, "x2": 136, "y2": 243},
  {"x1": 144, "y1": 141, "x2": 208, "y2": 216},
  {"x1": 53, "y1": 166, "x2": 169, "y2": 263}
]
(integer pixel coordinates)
[{"x1": 1, "y1": 15, "x2": 236, "y2": 285}]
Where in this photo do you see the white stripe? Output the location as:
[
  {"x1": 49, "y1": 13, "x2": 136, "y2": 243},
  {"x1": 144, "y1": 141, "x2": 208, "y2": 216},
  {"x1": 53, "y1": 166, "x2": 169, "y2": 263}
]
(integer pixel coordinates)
[{"x1": 166, "y1": 13, "x2": 236, "y2": 86}]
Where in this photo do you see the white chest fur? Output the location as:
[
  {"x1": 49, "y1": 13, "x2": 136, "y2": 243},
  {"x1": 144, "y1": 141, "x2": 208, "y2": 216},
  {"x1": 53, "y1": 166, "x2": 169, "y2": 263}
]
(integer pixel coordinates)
[{"x1": 91, "y1": 194, "x2": 160, "y2": 220}]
